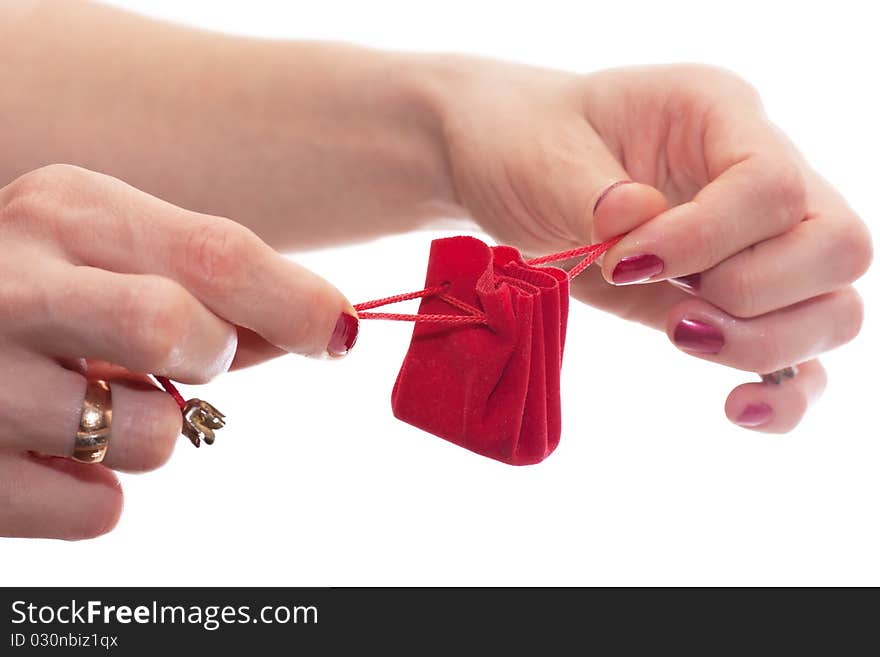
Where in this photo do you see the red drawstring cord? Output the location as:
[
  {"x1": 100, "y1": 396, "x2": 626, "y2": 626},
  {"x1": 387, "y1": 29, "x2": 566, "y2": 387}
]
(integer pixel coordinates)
[
  {"x1": 154, "y1": 374, "x2": 226, "y2": 448},
  {"x1": 155, "y1": 235, "x2": 622, "y2": 437},
  {"x1": 352, "y1": 235, "x2": 622, "y2": 325},
  {"x1": 525, "y1": 237, "x2": 621, "y2": 278},
  {"x1": 354, "y1": 285, "x2": 489, "y2": 324},
  {"x1": 154, "y1": 375, "x2": 186, "y2": 410}
]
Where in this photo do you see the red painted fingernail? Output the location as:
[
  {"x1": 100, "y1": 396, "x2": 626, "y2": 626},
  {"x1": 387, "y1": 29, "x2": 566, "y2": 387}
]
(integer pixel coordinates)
[
  {"x1": 593, "y1": 180, "x2": 633, "y2": 214},
  {"x1": 611, "y1": 253, "x2": 664, "y2": 284},
  {"x1": 735, "y1": 402, "x2": 774, "y2": 427},
  {"x1": 673, "y1": 318, "x2": 725, "y2": 354},
  {"x1": 669, "y1": 273, "x2": 701, "y2": 292},
  {"x1": 327, "y1": 312, "x2": 359, "y2": 357}
]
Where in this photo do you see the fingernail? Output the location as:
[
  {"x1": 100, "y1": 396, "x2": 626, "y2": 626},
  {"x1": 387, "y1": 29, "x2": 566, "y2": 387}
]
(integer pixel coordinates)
[
  {"x1": 611, "y1": 253, "x2": 664, "y2": 284},
  {"x1": 593, "y1": 180, "x2": 633, "y2": 214},
  {"x1": 327, "y1": 312, "x2": 359, "y2": 357},
  {"x1": 673, "y1": 318, "x2": 725, "y2": 354},
  {"x1": 669, "y1": 273, "x2": 701, "y2": 292},
  {"x1": 735, "y1": 402, "x2": 774, "y2": 427}
]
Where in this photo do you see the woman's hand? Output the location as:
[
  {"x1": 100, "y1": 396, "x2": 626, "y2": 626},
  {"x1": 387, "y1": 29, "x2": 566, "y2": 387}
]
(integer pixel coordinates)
[
  {"x1": 432, "y1": 61, "x2": 872, "y2": 432},
  {"x1": 0, "y1": 164, "x2": 357, "y2": 540}
]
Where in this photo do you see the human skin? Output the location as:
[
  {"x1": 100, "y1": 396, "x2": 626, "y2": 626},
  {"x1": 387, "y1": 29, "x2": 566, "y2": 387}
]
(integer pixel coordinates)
[{"x1": 0, "y1": 0, "x2": 872, "y2": 539}]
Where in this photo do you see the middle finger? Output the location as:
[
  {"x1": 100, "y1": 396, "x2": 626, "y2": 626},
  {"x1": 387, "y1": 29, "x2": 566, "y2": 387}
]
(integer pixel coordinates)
[
  {"x1": 669, "y1": 170, "x2": 873, "y2": 318},
  {"x1": 665, "y1": 287, "x2": 864, "y2": 374},
  {"x1": 601, "y1": 154, "x2": 806, "y2": 285}
]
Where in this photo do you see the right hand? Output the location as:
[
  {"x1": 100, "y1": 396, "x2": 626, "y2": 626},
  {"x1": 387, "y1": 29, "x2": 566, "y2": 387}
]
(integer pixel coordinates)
[
  {"x1": 436, "y1": 61, "x2": 871, "y2": 434},
  {"x1": 0, "y1": 164, "x2": 357, "y2": 540}
]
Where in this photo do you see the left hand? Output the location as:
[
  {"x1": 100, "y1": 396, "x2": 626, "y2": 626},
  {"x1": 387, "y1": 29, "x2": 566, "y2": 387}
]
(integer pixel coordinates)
[{"x1": 429, "y1": 59, "x2": 873, "y2": 432}]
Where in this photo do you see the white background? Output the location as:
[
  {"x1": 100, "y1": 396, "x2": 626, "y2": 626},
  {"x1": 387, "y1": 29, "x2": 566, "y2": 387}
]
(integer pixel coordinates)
[{"x1": 4, "y1": 0, "x2": 877, "y2": 586}]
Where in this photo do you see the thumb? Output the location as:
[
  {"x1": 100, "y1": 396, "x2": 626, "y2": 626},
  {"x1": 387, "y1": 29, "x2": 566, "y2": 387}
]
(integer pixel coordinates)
[
  {"x1": 276, "y1": 259, "x2": 360, "y2": 359},
  {"x1": 589, "y1": 178, "x2": 669, "y2": 243},
  {"x1": 206, "y1": 245, "x2": 359, "y2": 360},
  {"x1": 158, "y1": 215, "x2": 359, "y2": 360},
  {"x1": 521, "y1": 126, "x2": 668, "y2": 244},
  {"x1": 23, "y1": 166, "x2": 359, "y2": 362}
]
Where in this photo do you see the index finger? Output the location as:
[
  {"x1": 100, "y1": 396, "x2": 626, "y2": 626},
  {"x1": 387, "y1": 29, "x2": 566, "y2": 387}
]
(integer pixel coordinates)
[
  {"x1": 600, "y1": 110, "x2": 808, "y2": 286},
  {"x1": 13, "y1": 165, "x2": 354, "y2": 357}
]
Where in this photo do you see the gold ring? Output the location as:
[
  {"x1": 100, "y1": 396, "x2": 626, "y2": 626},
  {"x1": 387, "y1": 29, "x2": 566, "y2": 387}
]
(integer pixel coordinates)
[{"x1": 73, "y1": 380, "x2": 113, "y2": 464}]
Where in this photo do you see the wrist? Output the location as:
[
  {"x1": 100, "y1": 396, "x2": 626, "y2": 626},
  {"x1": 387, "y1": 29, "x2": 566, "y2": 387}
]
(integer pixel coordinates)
[
  {"x1": 373, "y1": 51, "x2": 469, "y2": 225},
  {"x1": 264, "y1": 44, "x2": 470, "y2": 240}
]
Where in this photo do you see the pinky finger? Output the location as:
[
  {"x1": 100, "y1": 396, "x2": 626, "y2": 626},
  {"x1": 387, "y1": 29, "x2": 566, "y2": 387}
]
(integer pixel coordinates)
[
  {"x1": 724, "y1": 359, "x2": 827, "y2": 433},
  {"x1": 0, "y1": 451, "x2": 123, "y2": 540}
]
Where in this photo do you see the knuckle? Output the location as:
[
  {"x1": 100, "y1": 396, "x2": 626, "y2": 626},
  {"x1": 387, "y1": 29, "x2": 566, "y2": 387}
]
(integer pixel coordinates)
[
  {"x1": 7, "y1": 164, "x2": 89, "y2": 199},
  {"x1": 719, "y1": 261, "x2": 761, "y2": 318},
  {"x1": 766, "y1": 160, "x2": 807, "y2": 228},
  {"x1": 0, "y1": 164, "x2": 92, "y2": 229},
  {"x1": 0, "y1": 276, "x2": 37, "y2": 323},
  {"x1": 1, "y1": 173, "x2": 57, "y2": 227},
  {"x1": 730, "y1": 77, "x2": 762, "y2": 106},
  {"x1": 31, "y1": 163, "x2": 90, "y2": 185},
  {"x1": 716, "y1": 67, "x2": 757, "y2": 94},
  {"x1": 10, "y1": 164, "x2": 80, "y2": 193},
  {"x1": 181, "y1": 218, "x2": 254, "y2": 292},
  {"x1": 691, "y1": 209, "x2": 728, "y2": 271},
  {"x1": 686, "y1": 65, "x2": 762, "y2": 103},
  {"x1": 833, "y1": 219, "x2": 874, "y2": 283},
  {"x1": 835, "y1": 289, "x2": 865, "y2": 347}
]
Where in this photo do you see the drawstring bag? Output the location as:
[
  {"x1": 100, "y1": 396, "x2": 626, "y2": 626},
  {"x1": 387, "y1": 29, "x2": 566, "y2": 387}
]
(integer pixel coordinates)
[
  {"x1": 356, "y1": 234, "x2": 618, "y2": 465},
  {"x1": 158, "y1": 234, "x2": 619, "y2": 464}
]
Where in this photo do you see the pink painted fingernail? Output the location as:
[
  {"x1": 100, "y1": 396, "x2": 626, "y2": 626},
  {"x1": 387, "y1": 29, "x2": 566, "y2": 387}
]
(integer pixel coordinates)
[
  {"x1": 611, "y1": 254, "x2": 664, "y2": 284},
  {"x1": 673, "y1": 318, "x2": 724, "y2": 354},
  {"x1": 735, "y1": 402, "x2": 774, "y2": 427},
  {"x1": 669, "y1": 273, "x2": 701, "y2": 292},
  {"x1": 327, "y1": 312, "x2": 359, "y2": 357},
  {"x1": 593, "y1": 180, "x2": 633, "y2": 214}
]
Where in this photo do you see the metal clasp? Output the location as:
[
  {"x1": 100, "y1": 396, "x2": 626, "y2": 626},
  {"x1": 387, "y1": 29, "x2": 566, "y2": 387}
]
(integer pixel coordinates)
[{"x1": 181, "y1": 398, "x2": 226, "y2": 448}]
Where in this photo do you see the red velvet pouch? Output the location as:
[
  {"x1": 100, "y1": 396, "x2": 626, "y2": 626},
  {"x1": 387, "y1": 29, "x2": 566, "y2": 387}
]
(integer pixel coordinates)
[
  {"x1": 392, "y1": 236, "x2": 571, "y2": 465},
  {"x1": 492, "y1": 246, "x2": 569, "y2": 461},
  {"x1": 494, "y1": 256, "x2": 548, "y2": 463}
]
